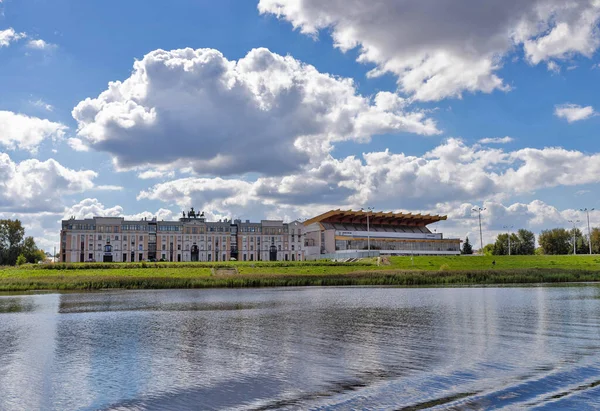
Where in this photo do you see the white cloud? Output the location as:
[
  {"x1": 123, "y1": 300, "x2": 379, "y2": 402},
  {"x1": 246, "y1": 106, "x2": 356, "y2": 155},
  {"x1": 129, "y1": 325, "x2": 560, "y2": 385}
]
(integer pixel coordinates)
[
  {"x1": 63, "y1": 198, "x2": 175, "y2": 222},
  {"x1": 95, "y1": 185, "x2": 124, "y2": 191},
  {"x1": 67, "y1": 138, "x2": 90, "y2": 152},
  {"x1": 137, "y1": 169, "x2": 175, "y2": 180},
  {"x1": 435, "y1": 199, "x2": 600, "y2": 246},
  {"x1": 0, "y1": 111, "x2": 67, "y2": 152},
  {"x1": 547, "y1": 61, "x2": 561, "y2": 73},
  {"x1": 0, "y1": 153, "x2": 98, "y2": 212},
  {"x1": 30, "y1": 99, "x2": 54, "y2": 112},
  {"x1": 137, "y1": 139, "x2": 600, "y2": 219},
  {"x1": 0, "y1": 28, "x2": 25, "y2": 47},
  {"x1": 478, "y1": 136, "x2": 514, "y2": 144},
  {"x1": 259, "y1": 0, "x2": 600, "y2": 101},
  {"x1": 554, "y1": 103, "x2": 596, "y2": 122},
  {"x1": 26, "y1": 39, "x2": 55, "y2": 50},
  {"x1": 72, "y1": 47, "x2": 439, "y2": 176}
]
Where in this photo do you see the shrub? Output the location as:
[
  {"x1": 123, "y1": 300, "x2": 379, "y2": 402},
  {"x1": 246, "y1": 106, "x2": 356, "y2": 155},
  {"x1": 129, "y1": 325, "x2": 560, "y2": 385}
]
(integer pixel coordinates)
[
  {"x1": 16, "y1": 255, "x2": 27, "y2": 266},
  {"x1": 439, "y1": 264, "x2": 450, "y2": 271}
]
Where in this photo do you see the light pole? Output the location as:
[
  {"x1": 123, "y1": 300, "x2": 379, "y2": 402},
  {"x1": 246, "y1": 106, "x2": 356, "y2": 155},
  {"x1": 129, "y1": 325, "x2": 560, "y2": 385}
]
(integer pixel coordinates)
[
  {"x1": 472, "y1": 206, "x2": 486, "y2": 254},
  {"x1": 568, "y1": 220, "x2": 581, "y2": 255},
  {"x1": 361, "y1": 207, "x2": 374, "y2": 252},
  {"x1": 580, "y1": 208, "x2": 595, "y2": 255},
  {"x1": 503, "y1": 225, "x2": 514, "y2": 256}
]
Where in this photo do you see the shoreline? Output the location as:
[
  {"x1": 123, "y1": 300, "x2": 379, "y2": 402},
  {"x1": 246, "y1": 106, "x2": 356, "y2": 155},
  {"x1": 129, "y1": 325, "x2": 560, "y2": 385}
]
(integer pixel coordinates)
[{"x1": 2, "y1": 267, "x2": 600, "y2": 291}]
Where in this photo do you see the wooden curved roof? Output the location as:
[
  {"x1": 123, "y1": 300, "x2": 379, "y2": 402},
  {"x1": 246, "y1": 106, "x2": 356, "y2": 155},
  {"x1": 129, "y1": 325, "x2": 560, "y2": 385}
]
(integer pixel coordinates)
[{"x1": 303, "y1": 209, "x2": 447, "y2": 227}]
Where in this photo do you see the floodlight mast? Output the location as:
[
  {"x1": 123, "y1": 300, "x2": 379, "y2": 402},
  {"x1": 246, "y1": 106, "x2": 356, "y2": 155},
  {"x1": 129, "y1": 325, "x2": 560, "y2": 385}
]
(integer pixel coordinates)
[
  {"x1": 580, "y1": 208, "x2": 595, "y2": 255},
  {"x1": 472, "y1": 206, "x2": 486, "y2": 253}
]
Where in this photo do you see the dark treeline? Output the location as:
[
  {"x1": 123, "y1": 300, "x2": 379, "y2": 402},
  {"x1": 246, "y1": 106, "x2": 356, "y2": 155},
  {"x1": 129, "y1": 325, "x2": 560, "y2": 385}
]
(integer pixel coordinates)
[
  {"x1": 477, "y1": 227, "x2": 600, "y2": 256},
  {"x1": 477, "y1": 229, "x2": 536, "y2": 256},
  {"x1": 538, "y1": 227, "x2": 600, "y2": 255},
  {"x1": 0, "y1": 219, "x2": 46, "y2": 266}
]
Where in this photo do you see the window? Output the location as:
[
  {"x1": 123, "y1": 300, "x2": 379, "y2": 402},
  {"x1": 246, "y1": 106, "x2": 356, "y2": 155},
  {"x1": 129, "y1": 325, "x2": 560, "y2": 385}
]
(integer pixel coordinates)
[
  {"x1": 292, "y1": 245, "x2": 295, "y2": 251},
  {"x1": 115, "y1": 235, "x2": 119, "y2": 240},
  {"x1": 138, "y1": 244, "x2": 143, "y2": 251},
  {"x1": 278, "y1": 245, "x2": 281, "y2": 251},
  {"x1": 98, "y1": 235, "x2": 102, "y2": 240},
  {"x1": 139, "y1": 235, "x2": 143, "y2": 241},
  {"x1": 123, "y1": 235, "x2": 127, "y2": 241},
  {"x1": 162, "y1": 244, "x2": 166, "y2": 251},
  {"x1": 177, "y1": 244, "x2": 181, "y2": 250}
]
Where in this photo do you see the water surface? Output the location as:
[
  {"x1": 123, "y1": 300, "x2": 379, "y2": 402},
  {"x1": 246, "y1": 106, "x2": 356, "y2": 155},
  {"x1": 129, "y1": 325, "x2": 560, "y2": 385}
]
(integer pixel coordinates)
[{"x1": 1, "y1": 286, "x2": 600, "y2": 410}]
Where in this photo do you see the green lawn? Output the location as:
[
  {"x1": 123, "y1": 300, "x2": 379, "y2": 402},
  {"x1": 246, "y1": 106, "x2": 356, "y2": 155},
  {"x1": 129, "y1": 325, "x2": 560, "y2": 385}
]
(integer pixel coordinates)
[{"x1": 2, "y1": 255, "x2": 600, "y2": 291}]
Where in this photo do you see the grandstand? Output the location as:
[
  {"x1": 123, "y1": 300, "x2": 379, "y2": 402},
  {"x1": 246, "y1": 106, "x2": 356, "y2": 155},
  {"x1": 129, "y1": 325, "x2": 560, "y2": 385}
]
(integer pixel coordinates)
[{"x1": 303, "y1": 209, "x2": 461, "y2": 259}]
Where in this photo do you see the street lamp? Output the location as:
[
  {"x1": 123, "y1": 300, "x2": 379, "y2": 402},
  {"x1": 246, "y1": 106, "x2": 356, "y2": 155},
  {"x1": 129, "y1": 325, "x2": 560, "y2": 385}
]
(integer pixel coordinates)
[
  {"x1": 472, "y1": 206, "x2": 486, "y2": 253},
  {"x1": 361, "y1": 207, "x2": 374, "y2": 252},
  {"x1": 503, "y1": 225, "x2": 514, "y2": 256},
  {"x1": 568, "y1": 220, "x2": 581, "y2": 255},
  {"x1": 580, "y1": 208, "x2": 595, "y2": 255}
]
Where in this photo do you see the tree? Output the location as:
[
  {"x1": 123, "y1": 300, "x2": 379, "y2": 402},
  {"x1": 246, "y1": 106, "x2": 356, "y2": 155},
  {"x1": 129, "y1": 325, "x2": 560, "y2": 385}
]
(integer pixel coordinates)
[
  {"x1": 592, "y1": 228, "x2": 600, "y2": 254},
  {"x1": 481, "y1": 243, "x2": 494, "y2": 256},
  {"x1": 461, "y1": 237, "x2": 473, "y2": 254},
  {"x1": 0, "y1": 219, "x2": 25, "y2": 265},
  {"x1": 515, "y1": 229, "x2": 535, "y2": 255},
  {"x1": 491, "y1": 229, "x2": 535, "y2": 255},
  {"x1": 16, "y1": 254, "x2": 26, "y2": 266},
  {"x1": 538, "y1": 228, "x2": 572, "y2": 255},
  {"x1": 568, "y1": 228, "x2": 588, "y2": 255},
  {"x1": 21, "y1": 236, "x2": 45, "y2": 264}
]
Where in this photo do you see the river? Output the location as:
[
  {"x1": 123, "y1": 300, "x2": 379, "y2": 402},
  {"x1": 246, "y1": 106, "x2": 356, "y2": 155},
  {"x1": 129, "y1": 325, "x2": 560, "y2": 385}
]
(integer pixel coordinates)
[{"x1": 1, "y1": 286, "x2": 600, "y2": 410}]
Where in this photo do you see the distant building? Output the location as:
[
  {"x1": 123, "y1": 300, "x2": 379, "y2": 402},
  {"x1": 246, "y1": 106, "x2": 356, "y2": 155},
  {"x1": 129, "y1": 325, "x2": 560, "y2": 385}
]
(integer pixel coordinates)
[
  {"x1": 60, "y1": 207, "x2": 460, "y2": 263},
  {"x1": 303, "y1": 209, "x2": 461, "y2": 259},
  {"x1": 60, "y1": 208, "x2": 305, "y2": 263}
]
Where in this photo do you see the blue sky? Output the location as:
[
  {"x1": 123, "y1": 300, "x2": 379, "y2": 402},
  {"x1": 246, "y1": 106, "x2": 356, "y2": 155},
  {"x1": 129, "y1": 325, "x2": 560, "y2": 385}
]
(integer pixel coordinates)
[{"x1": 1, "y1": 0, "x2": 600, "y2": 250}]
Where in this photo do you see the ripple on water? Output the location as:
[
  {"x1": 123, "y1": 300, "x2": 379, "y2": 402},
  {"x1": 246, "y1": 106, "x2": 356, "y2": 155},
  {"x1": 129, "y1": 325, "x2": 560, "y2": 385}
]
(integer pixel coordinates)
[{"x1": 0, "y1": 287, "x2": 599, "y2": 410}]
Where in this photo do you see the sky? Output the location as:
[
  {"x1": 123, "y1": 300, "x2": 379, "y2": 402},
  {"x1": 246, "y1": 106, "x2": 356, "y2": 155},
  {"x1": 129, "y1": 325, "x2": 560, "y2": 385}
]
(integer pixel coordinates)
[{"x1": 1, "y1": 0, "x2": 600, "y2": 251}]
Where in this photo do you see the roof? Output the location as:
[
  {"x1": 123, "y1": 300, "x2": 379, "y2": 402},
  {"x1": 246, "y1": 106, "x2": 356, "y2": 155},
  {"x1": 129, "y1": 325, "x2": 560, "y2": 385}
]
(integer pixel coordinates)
[{"x1": 303, "y1": 209, "x2": 447, "y2": 227}]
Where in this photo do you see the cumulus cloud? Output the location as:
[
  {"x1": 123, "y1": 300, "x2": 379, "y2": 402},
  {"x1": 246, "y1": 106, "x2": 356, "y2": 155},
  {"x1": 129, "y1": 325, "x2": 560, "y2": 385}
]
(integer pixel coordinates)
[
  {"x1": 67, "y1": 138, "x2": 90, "y2": 152},
  {"x1": 259, "y1": 0, "x2": 600, "y2": 101},
  {"x1": 0, "y1": 28, "x2": 25, "y2": 47},
  {"x1": 435, "y1": 199, "x2": 600, "y2": 247},
  {"x1": 554, "y1": 103, "x2": 596, "y2": 122},
  {"x1": 137, "y1": 169, "x2": 175, "y2": 180},
  {"x1": 0, "y1": 153, "x2": 98, "y2": 212},
  {"x1": 0, "y1": 111, "x2": 67, "y2": 152},
  {"x1": 26, "y1": 39, "x2": 55, "y2": 50},
  {"x1": 478, "y1": 136, "x2": 514, "y2": 144},
  {"x1": 137, "y1": 139, "x2": 600, "y2": 219},
  {"x1": 72, "y1": 47, "x2": 439, "y2": 176},
  {"x1": 63, "y1": 198, "x2": 175, "y2": 221}
]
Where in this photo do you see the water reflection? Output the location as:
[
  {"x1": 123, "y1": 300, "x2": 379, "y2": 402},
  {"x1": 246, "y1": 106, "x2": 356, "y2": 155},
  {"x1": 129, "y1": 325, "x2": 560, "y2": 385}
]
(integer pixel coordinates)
[{"x1": 0, "y1": 287, "x2": 600, "y2": 410}]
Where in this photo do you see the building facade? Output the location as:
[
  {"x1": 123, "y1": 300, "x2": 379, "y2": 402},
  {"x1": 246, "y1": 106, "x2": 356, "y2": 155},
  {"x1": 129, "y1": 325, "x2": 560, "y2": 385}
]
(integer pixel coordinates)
[
  {"x1": 303, "y1": 209, "x2": 461, "y2": 258},
  {"x1": 60, "y1": 208, "x2": 305, "y2": 263}
]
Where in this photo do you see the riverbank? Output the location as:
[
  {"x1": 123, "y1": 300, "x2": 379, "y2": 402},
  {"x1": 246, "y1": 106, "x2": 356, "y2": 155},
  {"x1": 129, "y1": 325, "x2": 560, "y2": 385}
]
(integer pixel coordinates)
[{"x1": 2, "y1": 255, "x2": 600, "y2": 290}]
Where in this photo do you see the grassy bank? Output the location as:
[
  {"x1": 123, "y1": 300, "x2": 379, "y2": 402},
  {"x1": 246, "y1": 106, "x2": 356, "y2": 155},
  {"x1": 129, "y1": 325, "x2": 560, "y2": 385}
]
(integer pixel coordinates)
[{"x1": 1, "y1": 255, "x2": 600, "y2": 291}]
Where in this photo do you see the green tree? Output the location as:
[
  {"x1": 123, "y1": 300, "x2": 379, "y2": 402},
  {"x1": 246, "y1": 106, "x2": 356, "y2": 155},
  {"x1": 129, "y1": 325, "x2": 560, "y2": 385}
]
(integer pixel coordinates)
[
  {"x1": 461, "y1": 237, "x2": 473, "y2": 254},
  {"x1": 591, "y1": 228, "x2": 600, "y2": 254},
  {"x1": 481, "y1": 243, "x2": 494, "y2": 256},
  {"x1": 16, "y1": 254, "x2": 26, "y2": 266},
  {"x1": 21, "y1": 236, "x2": 45, "y2": 264},
  {"x1": 538, "y1": 228, "x2": 572, "y2": 255},
  {"x1": 0, "y1": 219, "x2": 25, "y2": 265},
  {"x1": 515, "y1": 229, "x2": 536, "y2": 255},
  {"x1": 568, "y1": 228, "x2": 589, "y2": 254}
]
